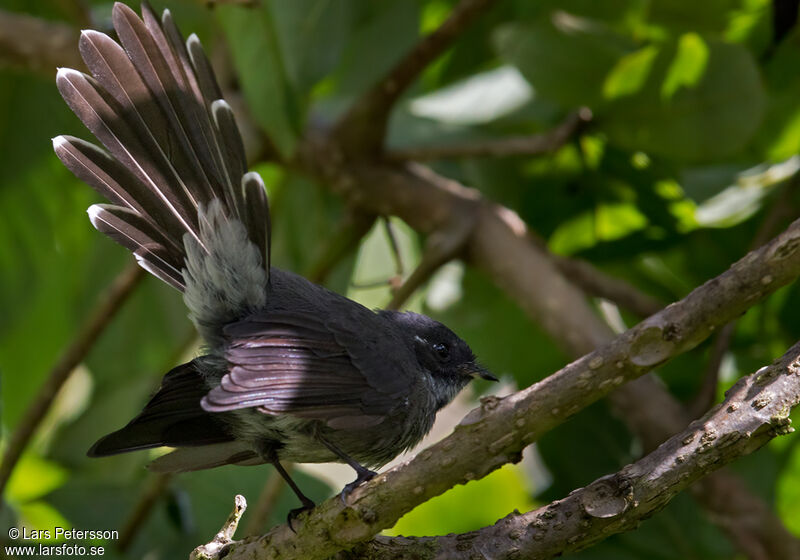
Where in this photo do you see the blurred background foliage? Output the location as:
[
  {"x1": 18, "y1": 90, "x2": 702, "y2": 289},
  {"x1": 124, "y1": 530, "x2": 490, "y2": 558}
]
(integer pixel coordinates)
[{"x1": 1, "y1": 0, "x2": 800, "y2": 558}]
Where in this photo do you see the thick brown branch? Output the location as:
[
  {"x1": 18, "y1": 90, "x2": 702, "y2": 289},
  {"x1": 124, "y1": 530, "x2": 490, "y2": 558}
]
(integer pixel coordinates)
[
  {"x1": 386, "y1": 110, "x2": 591, "y2": 161},
  {"x1": 0, "y1": 263, "x2": 145, "y2": 496},
  {"x1": 287, "y1": 130, "x2": 800, "y2": 558},
  {"x1": 332, "y1": 0, "x2": 499, "y2": 153},
  {"x1": 0, "y1": 9, "x2": 84, "y2": 74},
  {"x1": 218, "y1": 185, "x2": 800, "y2": 558},
  {"x1": 342, "y1": 342, "x2": 800, "y2": 559}
]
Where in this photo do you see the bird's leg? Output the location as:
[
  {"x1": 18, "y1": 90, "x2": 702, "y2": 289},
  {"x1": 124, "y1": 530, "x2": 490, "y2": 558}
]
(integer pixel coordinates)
[
  {"x1": 257, "y1": 441, "x2": 314, "y2": 531},
  {"x1": 317, "y1": 435, "x2": 377, "y2": 505}
]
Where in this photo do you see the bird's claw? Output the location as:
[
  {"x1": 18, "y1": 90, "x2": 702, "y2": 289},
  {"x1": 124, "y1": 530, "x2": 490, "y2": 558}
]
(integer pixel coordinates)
[
  {"x1": 286, "y1": 499, "x2": 315, "y2": 533},
  {"x1": 339, "y1": 468, "x2": 377, "y2": 506}
]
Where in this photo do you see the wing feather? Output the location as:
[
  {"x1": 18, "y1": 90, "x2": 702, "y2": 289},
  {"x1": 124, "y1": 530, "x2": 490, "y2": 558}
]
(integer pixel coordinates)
[{"x1": 201, "y1": 313, "x2": 401, "y2": 425}]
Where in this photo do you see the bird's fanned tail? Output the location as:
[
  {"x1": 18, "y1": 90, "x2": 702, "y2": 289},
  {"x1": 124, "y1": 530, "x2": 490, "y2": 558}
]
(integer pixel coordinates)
[{"x1": 53, "y1": 2, "x2": 270, "y2": 335}]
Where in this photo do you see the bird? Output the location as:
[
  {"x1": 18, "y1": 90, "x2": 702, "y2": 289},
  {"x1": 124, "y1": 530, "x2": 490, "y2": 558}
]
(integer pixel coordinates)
[{"x1": 53, "y1": 1, "x2": 495, "y2": 523}]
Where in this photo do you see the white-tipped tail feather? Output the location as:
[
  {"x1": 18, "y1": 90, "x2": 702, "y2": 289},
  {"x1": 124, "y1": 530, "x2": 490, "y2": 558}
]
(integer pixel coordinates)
[{"x1": 53, "y1": 2, "x2": 271, "y2": 336}]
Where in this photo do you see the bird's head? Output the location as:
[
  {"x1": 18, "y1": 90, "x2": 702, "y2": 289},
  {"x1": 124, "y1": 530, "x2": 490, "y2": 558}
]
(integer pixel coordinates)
[{"x1": 381, "y1": 310, "x2": 496, "y2": 410}]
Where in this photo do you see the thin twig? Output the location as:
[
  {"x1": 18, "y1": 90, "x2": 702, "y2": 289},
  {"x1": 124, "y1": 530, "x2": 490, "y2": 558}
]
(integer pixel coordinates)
[
  {"x1": 381, "y1": 218, "x2": 405, "y2": 278},
  {"x1": 386, "y1": 109, "x2": 591, "y2": 161},
  {"x1": 191, "y1": 495, "x2": 247, "y2": 560},
  {"x1": 387, "y1": 209, "x2": 476, "y2": 310},
  {"x1": 553, "y1": 255, "x2": 664, "y2": 318},
  {"x1": 333, "y1": 0, "x2": 500, "y2": 152},
  {"x1": 0, "y1": 263, "x2": 145, "y2": 496},
  {"x1": 689, "y1": 322, "x2": 736, "y2": 418}
]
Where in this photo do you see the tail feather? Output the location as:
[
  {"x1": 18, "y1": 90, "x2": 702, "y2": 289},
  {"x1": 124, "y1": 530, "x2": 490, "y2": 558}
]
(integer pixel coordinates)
[
  {"x1": 93, "y1": 9, "x2": 212, "y2": 215},
  {"x1": 243, "y1": 171, "x2": 270, "y2": 270},
  {"x1": 55, "y1": 2, "x2": 271, "y2": 333},
  {"x1": 148, "y1": 442, "x2": 263, "y2": 473},
  {"x1": 156, "y1": 7, "x2": 245, "y2": 216},
  {"x1": 211, "y1": 99, "x2": 248, "y2": 215},
  {"x1": 53, "y1": 135, "x2": 150, "y2": 214},
  {"x1": 88, "y1": 204, "x2": 185, "y2": 289},
  {"x1": 55, "y1": 67, "x2": 199, "y2": 244}
]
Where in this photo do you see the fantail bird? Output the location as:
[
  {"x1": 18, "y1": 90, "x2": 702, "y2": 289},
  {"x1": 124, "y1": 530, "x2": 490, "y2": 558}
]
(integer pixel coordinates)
[{"x1": 53, "y1": 1, "x2": 495, "y2": 523}]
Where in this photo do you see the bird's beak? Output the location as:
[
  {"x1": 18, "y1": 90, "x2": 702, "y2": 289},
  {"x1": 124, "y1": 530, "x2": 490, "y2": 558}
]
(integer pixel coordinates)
[{"x1": 462, "y1": 363, "x2": 499, "y2": 382}]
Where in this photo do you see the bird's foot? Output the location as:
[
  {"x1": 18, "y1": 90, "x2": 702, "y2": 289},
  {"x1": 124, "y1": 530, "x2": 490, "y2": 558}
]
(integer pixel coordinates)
[
  {"x1": 286, "y1": 497, "x2": 315, "y2": 533},
  {"x1": 340, "y1": 468, "x2": 377, "y2": 506}
]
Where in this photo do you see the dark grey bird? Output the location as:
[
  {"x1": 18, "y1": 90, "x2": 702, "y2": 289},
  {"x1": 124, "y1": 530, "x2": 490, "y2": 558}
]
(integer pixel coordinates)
[{"x1": 53, "y1": 2, "x2": 495, "y2": 522}]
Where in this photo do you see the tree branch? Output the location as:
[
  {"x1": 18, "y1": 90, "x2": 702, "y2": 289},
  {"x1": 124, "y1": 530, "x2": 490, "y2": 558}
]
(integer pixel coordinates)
[
  {"x1": 0, "y1": 9, "x2": 84, "y2": 74},
  {"x1": 386, "y1": 109, "x2": 591, "y2": 161},
  {"x1": 0, "y1": 263, "x2": 145, "y2": 496},
  {"x1": 215, "y1": 204, "x2": 800, "y2": 558},
  {"x1": 191, "y1": 495, "x2": 248, "y2": 560},
  {"x1": 332, "y1": 0, "x2": 499, "y2": 153},
  {"x1": 341, "y1": 341, "x2": 800, "y2": 558}
]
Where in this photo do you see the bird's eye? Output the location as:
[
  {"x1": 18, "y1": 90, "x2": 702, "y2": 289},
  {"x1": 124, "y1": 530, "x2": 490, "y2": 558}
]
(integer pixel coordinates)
[{"x1": 432, "y1": 343, "x2": 450, "y2": 361}]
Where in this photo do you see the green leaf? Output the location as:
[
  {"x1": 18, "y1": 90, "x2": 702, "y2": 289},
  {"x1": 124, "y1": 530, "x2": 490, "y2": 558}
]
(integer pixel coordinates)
[
  {"x1": 268, "y1": 0, "x2": 358, "y2": 95},
  {"x1": 601, "y1": 37, "x2": 765, "y2": 161},
  {"x1": 387, "y1": 464, "x2": 536, "y2": 536},
  {"x1": 494, "y1": 14, "x2": 632, "y2": 108},
  {"x1": 325, "y1": 0, "x2": 420, "y2": 103},
  {"x1": 6, "y1": 454, "x2": 68, "y2": 504},
  {"x1": 776, "y1": 434, "x2": 800, "y2": 535},
  {"x1": 660, "y1": 33, "x2": 709, "y2": 100},
  {"x1": 753, "y1": 25, "x2": 800, "y2": 160},
  {"x1": 549, "y1": 202, "x2": 649, "y2": 255},
  {"x1": 217, "y1": 5, "x2": 301, "y2": 158},
  {"x1": 646, "y1": 0, "x2": 769, "y2": 36},
  {"x1": 603, "y1": 45, "x2": 659, "y2": 99}
]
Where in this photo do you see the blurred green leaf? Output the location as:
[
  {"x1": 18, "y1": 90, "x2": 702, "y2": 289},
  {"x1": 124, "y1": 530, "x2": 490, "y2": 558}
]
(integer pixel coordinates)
[
  {"x1": 388, "y1": 464, "x2": 536, "y2": 536},
  {"x1": 549, "y1": 202, "x2": 649, "y2": 255},
  {"x1": 7, "y1": 454, "x2": 68, "y2": 504},
  {"x1": 316, "y1": 0, "x2": 420, "y2": 117},
  {"x1": 495, "y1": 14, "x2": 632, "y2": 108},
  {"x1": 217, "y1": 4, "x2": 301, "y2": 158},
  {"x1": 660, "y1": 32, "x2": 709, "y2": 99},
  {"x1": 603, "y1": 45, "x2": 659, "y2": 99},
  {"x1": 753, "y1": 24, "x2": 800, "y2": 160},
  {"x1": 776, "y1": 438, "x2": 800, "y2": 536},
  {"x1": 602, "y1": 37, "x2": 765, "y2": 161},
  {"x1": 646, "y1": 0, "x2": 769, "y2": 38},
  {"x1": 268, "y1": 0, "x2": 358, "y2": 96}
]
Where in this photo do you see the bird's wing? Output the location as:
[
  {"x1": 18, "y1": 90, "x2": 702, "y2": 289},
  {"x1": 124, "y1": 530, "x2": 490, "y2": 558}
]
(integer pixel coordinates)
[
  {"x1": 201, "y1": 311, "x2": 410, "y2": 429},
  {"x1": 88, "y1": 359, "x2": 234, "y2": 456}
]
